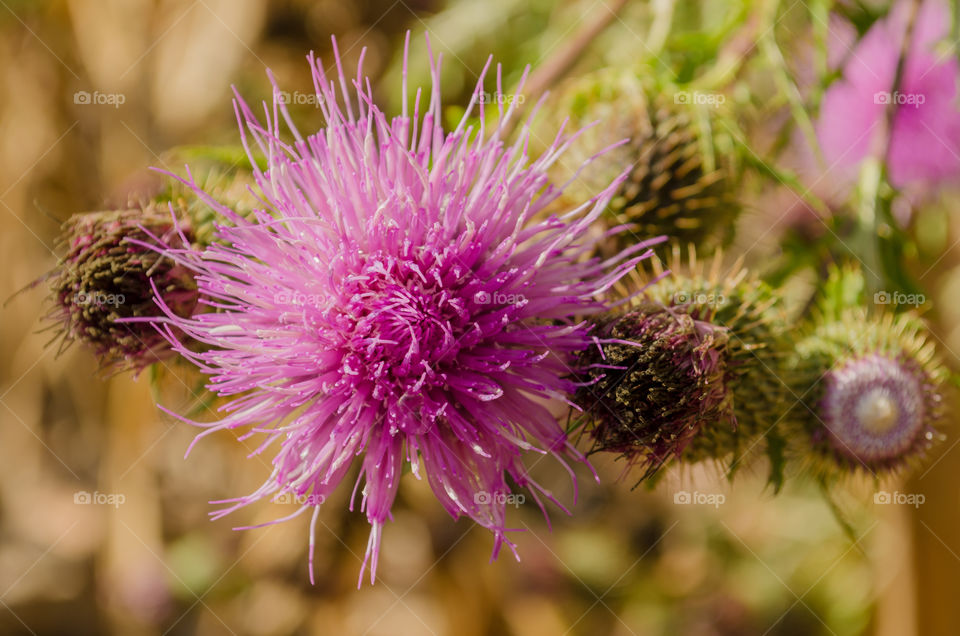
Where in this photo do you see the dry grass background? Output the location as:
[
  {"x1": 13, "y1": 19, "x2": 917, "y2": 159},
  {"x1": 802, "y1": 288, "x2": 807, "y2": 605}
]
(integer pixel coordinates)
[{"x1": 0, "y1": 1, "x2": 958, "y2": 635}]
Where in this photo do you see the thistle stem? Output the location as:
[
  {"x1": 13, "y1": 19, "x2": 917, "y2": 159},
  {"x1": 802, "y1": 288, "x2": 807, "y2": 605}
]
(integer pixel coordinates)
[{"x1": 506, "y1": 0, "x2": 629, "y2": 134}]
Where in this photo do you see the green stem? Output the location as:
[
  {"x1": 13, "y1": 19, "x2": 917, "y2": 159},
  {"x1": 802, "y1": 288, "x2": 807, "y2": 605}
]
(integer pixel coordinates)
[
  {"x1": 808, "y1": 0, "x2": 832, "y2": 111},
  {"x1": 818, "y1": 477, "x2": 868, "y2": 557},
  {"x1": 854, "y1": 157, "x2": 883, "y2": 291},
  {"x1": 758, "y1": 0, "x2": 826, "y2": 169},
  {"x1": 645, "y1": 0, "x2": 676, "y2": 56}
]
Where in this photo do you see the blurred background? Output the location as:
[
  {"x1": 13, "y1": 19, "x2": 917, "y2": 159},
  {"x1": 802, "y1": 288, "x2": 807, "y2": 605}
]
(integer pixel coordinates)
[{"x1": 1, "y1": 1, "x2": 959, "y2": 634}]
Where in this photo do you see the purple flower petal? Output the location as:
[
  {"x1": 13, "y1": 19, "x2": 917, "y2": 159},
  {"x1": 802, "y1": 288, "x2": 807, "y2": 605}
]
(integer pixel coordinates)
[{"x1": 146, "y1": 35, "x2": 662, "y2": 585}]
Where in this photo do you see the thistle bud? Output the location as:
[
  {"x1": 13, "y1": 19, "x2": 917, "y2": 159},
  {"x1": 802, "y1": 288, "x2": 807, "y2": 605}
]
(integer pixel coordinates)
[
  {"x1": 40, "y1": 145, "x2": 261, "y2": 373},
  {"x1": 575, "y1": 306, "x2": 734, "y2": 479},
  {"x1": 793, "y1": 309, "x2": 946, "y2": 474},
  {"x1": 575, "y1": 246, "x2": 796, "y2": 484},
  {"x1": 45, "y1": 206, "x2": 198, "y2": 373},
  {"x1": 540, "y1": 69, "x2": 738, "y2": 251}
]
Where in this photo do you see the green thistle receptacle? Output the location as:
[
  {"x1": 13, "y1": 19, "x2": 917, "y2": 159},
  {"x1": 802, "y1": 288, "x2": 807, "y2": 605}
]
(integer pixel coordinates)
[
  {"x1": 575, "y1": 246, "x2": 797, "y2": 486},
  {"x1": 790, "y1": 307, "x2": 947, "y2": 477},
  {"x1": 150, "y1": 146, "x2": 261, "y2": 246},
  {"x1": 46, "y1": 206, "x2": 199, "y2": 373},
  {"x1": 539, "y1": 69, "x2": 739, "y2": 251}
]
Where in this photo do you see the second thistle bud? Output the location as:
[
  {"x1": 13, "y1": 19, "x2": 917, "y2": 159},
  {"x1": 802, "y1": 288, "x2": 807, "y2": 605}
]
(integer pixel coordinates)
[
  {"x1": 574, "y1": 247, "x2": 796, "y2": 484},
  {"x1": 575, "y1": 306, "x2": 734, "y2": 479},
  {"x1": 41, "y1": 145, "x2": 260, "y2": 374},
  {"x1": 539, "y1": 68, "x2": 739, "y2": 252},
  {"x1": 792, "y1": 309, "x2": 946, "y2": 475},
  {"x1": 46, "y1": 206, "x2": 198, "y2": 373}
]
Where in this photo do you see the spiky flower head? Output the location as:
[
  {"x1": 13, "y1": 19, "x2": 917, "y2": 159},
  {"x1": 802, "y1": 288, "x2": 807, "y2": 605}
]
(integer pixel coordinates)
[
  {"x1": 576, "y1": 246, "x2": 795, "y2": 486},
  {"x1": 793, "y1": 309, "x2": 946, "y2": 474},
  {"x1": 45, "y1": 206, "x2": 198, "y2": 373},
  {"x1": 145, "y1": 37, "x2": 661, "y2": 585},
  {"x1": 574, "y1": 305, "x2": 734, "y2": 480},
  {"x1": 539, "y1": 68, "x2": 738, "y2": 252},
  {"x1": 637, "y1": 247, "x2": 794, "y2": 468}
]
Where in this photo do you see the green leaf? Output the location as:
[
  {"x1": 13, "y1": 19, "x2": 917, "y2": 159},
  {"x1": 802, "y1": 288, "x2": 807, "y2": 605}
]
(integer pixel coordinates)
[{"x1": 765, "y1": 429, "x2": 787, "y2": 494}]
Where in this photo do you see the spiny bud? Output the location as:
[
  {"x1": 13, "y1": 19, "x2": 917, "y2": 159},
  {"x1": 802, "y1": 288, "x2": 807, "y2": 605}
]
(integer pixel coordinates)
[
  {"x1": 638, "y1": 247, "x2": 794, "y2": 472},
  {"x1": 575, "y1": 246, "x2": 796, "y2": 485},
  {"x1": 154, "y1": 147, "x2": 260, "y2": 246},
  {"x1": 539, "y1": 69, "x2": 738, "y2": 252},
  {"x1": 40, "y1": 145, "x2": 261, "y2": 373},
  {"x1": 792, "y1": 309, "x2": 946, "y2": 475},
  {"x1": 575, "y1": 305, "x2": 734, "y2": 480},
  {"x1": 45, "y1": 206, "x2": 198, "y2": 373}
]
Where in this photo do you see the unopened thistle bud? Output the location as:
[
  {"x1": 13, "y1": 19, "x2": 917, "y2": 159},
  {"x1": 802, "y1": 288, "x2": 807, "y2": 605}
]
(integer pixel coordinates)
[
  {"x1": 575, "y1": 246, "x2": 795, "y2": 483},
  {"x1": 540, "y1": 69, "x2": 738, "y2": 251},
  {"x1": 793, "y1": 309, "x2": 946, "y2": 474},
  {"x1": 40, "y1": 146, "x2": 260, "y2": 373},
  {"x1": 45, "y1": 206, "x2": 198, "y2": 373},
  {"x1": 575, "y1": 305, "x2": 734, "y2": 479},
  {"x1": 152, "y1": 147, "x2": 260, "y2": 246}
]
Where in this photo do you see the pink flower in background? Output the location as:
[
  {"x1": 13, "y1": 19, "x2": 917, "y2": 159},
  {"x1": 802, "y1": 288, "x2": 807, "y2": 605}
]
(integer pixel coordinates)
[
  {"x1": 818, "y1": 0, "x2": 960, "y2": 187},
  {"x1": 144, "y1": 37, "x2": 661, "y2": 585}
]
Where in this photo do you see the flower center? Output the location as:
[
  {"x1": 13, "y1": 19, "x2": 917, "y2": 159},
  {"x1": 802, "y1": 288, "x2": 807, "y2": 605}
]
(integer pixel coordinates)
[
  {"x1": 330, "y1": 248, "x2": 520, "y2": 427},
  {"x1": 350, "y1": 259, "x2": 464, "y2": 364},
  {"x1": 821, "y1": 353, "x2": 927, "y2": 464},
  {"x1": 855, "y1": 389, "x2": 900, "y2": 435}
]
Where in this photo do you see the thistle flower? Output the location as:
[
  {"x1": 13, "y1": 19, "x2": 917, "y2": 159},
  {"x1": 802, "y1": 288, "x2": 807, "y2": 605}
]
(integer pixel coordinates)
[
  {"x1": 145, "y1": 37, "x2": 661, "y2": 585},
  {"x1": 45, "y1": 206, "x2": 198, "y2": 373},
  {"x1": 574, "y1": 305, "x2": 734, "y2": 480},
  {"x1": 817, "y1": 0, "x2": 960, "y2": 187},
  {"x1": 539, "y1": 68, "x2": 737, "y2": 251},
  {"x1": 574, "y1": 246, "x2": 795, "y2": 485},
  {"x1": 793, "y1": 309, "x2": 946, "y2": 474},
  {"x1": 635, "y1": 248, "x2": 793, "y2": 468}
]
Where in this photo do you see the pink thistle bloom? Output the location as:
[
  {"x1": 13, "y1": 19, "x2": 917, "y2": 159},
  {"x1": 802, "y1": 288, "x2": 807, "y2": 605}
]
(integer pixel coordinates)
[
  {"x1": 817, "y1": 0, "x2": 960, "y2": 187},
  {"x1": 144, "y1": 36, "x2": 662, "y2": 585}
]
